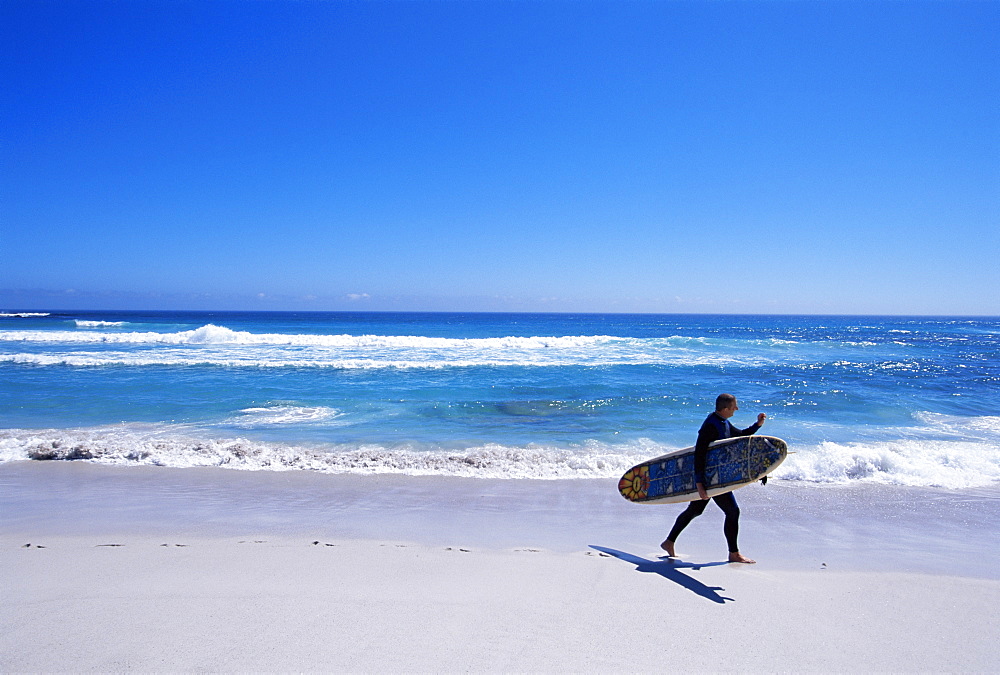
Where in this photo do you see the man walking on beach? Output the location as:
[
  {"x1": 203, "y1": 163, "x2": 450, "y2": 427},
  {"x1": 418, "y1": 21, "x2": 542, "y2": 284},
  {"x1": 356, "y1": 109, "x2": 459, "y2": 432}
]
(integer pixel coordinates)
[{"x1": 661, "y1": 393, "x2": 766, "y2": 564}]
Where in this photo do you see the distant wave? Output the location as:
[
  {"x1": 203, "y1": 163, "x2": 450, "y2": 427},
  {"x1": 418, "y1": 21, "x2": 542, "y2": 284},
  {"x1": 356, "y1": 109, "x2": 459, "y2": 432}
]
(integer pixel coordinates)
[
  {"x1": 0, "y1": 324, "x2": 624, "y2": 347},
  {"x1": 0, "y1": 352, "x2": 687, "y2": 369},
  {"x1": 0, "y1": 324, "x2": 910, "y2": 355},
  {"x1": 75, "y1": 320, "x2": 127, "y2": 328},
  {"x1": 0, "y1": 323, "x2": 762, "y2": 369},
  {"x1": 2, "y1": 422, "x2": 998, "y2": 488},
  {"x1": 0, "y1": 312, "x2": 50, "y2": 318},
  {"x1": 2, "y1": 322, "x2": 907, "y2": 372}
]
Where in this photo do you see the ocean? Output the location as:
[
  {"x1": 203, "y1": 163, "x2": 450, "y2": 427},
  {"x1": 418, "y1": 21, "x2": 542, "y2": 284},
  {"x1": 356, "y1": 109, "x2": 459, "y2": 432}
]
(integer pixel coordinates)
[{"x1": 2, "y1": 310, "x2": 999, "y2": 489}]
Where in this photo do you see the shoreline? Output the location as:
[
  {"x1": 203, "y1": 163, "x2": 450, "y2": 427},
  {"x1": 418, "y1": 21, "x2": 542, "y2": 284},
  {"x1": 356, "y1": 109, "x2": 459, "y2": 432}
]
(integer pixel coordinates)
[{"x1": 3, "y1": 460, "x2": 1000, "y2": 577}]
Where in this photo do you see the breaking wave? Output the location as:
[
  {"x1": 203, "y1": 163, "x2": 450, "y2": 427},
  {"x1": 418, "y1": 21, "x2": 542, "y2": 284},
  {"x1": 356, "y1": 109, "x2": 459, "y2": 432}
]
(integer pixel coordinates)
[
  {"x1": 0, "y1": 426, "x2": 647, "y2": 480},
  {"x1": 2, "y1": 420, "x2": 998, "y2": 487},
  {"x1": 0, "y1": 324, "x2": 763, "y2": 369},
  {"x1": 777, "y1": 413, "x2": 1000, "y2": 489},
  {"x1": 0, "y1": 324, "x2": 621, "y2": 347},
  {"x1": 75, "y1": 320, "x2": 127, "y2": 328}
]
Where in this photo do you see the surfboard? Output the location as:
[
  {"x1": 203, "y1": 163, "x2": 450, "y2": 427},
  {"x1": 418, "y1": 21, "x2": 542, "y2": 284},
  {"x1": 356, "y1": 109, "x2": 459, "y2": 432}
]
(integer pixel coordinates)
[{"x1": 618, "y1": 435, "x2": 788, "y2": 504}]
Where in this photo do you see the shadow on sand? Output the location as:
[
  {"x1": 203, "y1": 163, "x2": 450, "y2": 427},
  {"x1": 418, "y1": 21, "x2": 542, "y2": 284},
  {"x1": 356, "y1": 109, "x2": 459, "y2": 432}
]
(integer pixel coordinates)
[{"x1": 589, "y1": 545, "x2": 735, "y2": 604}]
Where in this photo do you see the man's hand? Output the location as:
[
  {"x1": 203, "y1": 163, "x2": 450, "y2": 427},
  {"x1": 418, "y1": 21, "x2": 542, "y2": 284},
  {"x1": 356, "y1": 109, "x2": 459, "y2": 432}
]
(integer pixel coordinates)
[
  {"x1": 696, "y1": 482, "x2": 708, "y2": 500},
  {"x1": 757, "y1": 412, "x2": 767, "y2": 425}
]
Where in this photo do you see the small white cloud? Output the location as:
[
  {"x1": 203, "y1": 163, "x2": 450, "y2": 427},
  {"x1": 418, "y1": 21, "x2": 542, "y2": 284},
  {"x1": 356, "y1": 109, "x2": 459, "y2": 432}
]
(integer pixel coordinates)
[{"x1": 346, "y1": 293, "x2": 371, "y2": 302}]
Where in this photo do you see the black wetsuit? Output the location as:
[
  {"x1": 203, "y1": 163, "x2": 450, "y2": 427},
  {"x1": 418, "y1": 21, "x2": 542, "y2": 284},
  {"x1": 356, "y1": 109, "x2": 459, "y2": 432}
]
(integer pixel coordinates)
[{"x1": 666, "y1": 412, "x2": 762, "y2": 553}]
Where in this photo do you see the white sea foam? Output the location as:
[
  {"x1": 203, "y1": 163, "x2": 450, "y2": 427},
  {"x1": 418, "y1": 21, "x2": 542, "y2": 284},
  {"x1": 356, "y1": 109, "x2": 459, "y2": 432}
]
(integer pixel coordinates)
[
  {"x1": 0, "y1": 324, "x2": 766, "y2": 369},
  {"x1": 75, "y1": 320, "x2": 126, "y2": 328},
  {"x1": 0, "y1": 324, "x2": 901, "y2": 363},
  {"x1": 775, "y1": 438, "x2": 1000, "y2": 489},
  {"x1": 1, "y1": 422, "x2": 998, "y2": 488},
  {"x1": 0, "y1": 325, "x2": 767, "y2": 352},
  {"x1": 775, "y1": 413, "x2": 1000, "y2": 489},
  {"x1": 226, "y1": 405, "x2": 345, "y2": 427},
  {"x1": 0, "y1": 426, "x2": 649, "y2": 480},
  {"x1": 0, "y1": 324, "x2": 622, "y2": 347},
  {"x1": 0, "y1": 312, "x2": 50, "y2": 318},
  {"x1": 913, "y1": 411, "x2": 1000, "y2": 437},
  {"x1": 0, "y1": 352, "x2": 655, "y2": 369}
]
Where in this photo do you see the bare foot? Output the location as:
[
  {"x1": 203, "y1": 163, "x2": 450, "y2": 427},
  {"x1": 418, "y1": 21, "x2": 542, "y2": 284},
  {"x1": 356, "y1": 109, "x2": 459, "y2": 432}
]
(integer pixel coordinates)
[
  {"x1": 728, "y1": 552, "x2": 756, "y2": 564},
  {"x1": 660, "y1": 539, "x2": 676, "y2": 557}
]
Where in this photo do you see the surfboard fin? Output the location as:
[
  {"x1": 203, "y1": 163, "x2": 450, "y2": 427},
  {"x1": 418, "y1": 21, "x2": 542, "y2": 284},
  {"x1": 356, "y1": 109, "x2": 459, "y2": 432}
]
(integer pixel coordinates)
[{"x1": 760, "y1": 476, "x2": 768, "y2": 486}]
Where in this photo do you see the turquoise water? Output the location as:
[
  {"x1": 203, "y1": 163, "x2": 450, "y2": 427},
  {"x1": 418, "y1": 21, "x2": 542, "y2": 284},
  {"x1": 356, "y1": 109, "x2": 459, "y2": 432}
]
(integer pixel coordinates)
[{"x1": 2, "y1": 311, "x2": 999, "y2": 487}]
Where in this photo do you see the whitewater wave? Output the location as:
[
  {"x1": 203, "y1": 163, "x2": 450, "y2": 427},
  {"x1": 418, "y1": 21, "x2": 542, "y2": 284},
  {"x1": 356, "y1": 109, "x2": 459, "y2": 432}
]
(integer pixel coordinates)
[
  {"x1": 0, "y1": 324, "x2": 886, "y2": 351},
  {"x1": 0, "y1": 324, "x2": 761, "y2": 368},
  {"x1": 75, "y1": 320, "x2": 127, "y2": 328},
  {"x1": 1, "y1": 423, "x2": 998, "y2": 487},
  {"x1": 225, "y1": 405, "x2": 346, "y2": 428},
  {"x1": 0, "y1": 312, "x2": 50, "y2": 318},
  {"x1": 0, "y1": 352, "x2": 675, "y2": 369},
  {"x1": 773, "y1": 412, "x2": 1000, "y2": 489},
  {"x1": 0, "y1": 324, "x2": 624, "y2": 347},
  {"x1": 0, "y1": 426, "x2": 648, "y2": 479},
  {"x1": 776, "y1": 438, "x2": 1000, "y2": 489}
]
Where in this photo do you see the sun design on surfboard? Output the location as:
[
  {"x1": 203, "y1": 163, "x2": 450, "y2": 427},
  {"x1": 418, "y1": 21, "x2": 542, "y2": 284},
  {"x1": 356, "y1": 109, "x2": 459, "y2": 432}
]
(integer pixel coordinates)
[{"x1": 618, "y1": 465, "x2": 650, "y2": 501}]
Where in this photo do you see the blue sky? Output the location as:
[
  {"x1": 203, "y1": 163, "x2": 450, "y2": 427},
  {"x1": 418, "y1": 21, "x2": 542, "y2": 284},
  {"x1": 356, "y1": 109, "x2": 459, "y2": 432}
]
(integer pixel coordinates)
[{"x1": 2, "y1": 0, "x2": 997, "y2": 315}]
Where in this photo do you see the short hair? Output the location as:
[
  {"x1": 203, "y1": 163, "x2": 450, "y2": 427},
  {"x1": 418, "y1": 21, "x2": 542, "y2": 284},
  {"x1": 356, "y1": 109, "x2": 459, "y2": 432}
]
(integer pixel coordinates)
[{"x1": 715, "y1": 393, "x2": 737, "y2": 411}]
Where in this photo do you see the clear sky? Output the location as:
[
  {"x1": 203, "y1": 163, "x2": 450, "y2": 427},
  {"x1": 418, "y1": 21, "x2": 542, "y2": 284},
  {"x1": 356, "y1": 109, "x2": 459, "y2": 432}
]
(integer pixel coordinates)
[{"x1": 2, "y1": 0, "x2": 997, "y2": 315}]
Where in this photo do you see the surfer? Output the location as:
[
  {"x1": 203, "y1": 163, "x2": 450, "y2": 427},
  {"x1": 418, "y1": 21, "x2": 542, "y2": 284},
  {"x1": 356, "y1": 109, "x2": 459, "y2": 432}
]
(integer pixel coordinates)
[{"x1": 660, "y1": 393, "x2": 766, "y2": 564}]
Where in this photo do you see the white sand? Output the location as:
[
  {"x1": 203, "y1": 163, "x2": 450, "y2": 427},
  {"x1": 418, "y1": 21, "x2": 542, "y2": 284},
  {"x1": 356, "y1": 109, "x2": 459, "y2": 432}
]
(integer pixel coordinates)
[
  {"x1": 3, "y1": 462, "x2": 1000, "y2": 672},
  {"x1": 3, "y1": 535, "x2": 998, "y2": 672}
]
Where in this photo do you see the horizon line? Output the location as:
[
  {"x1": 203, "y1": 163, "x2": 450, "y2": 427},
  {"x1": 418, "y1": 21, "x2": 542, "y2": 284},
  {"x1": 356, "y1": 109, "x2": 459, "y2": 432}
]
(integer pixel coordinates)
[{"x1": 4, "y1": 308, "x2": 999, "y2": 320}]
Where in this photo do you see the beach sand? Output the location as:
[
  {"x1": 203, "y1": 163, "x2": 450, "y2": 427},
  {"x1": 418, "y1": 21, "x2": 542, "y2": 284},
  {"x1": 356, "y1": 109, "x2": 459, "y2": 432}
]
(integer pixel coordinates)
[{"x1": 3, "y1": 462, "x2": 999, "y2": 672}]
